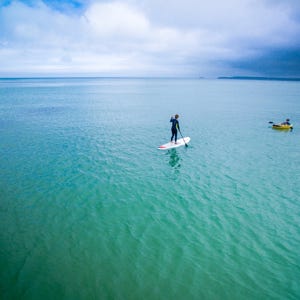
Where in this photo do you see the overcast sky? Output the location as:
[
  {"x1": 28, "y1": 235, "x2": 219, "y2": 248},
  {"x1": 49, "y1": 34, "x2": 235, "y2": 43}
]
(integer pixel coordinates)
[{"x1": 0, "y1": 0, "x2": 300, "y2": 77}]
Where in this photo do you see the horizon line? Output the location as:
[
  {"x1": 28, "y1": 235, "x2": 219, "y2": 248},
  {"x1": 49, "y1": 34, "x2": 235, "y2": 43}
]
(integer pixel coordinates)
[{"x1": 1, "y1": 75, "x2": 300, "y2": 81}]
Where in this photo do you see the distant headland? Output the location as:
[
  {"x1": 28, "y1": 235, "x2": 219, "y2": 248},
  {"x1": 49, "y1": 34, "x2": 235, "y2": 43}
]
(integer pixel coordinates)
[{"x1": 218, "y1": 76, "x2": 300, "y2": 81}]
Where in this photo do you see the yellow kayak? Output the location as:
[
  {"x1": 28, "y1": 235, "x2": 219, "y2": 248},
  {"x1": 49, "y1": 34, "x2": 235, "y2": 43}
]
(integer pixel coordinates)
[{"x1": 272, "y1": 124, "x2": 293, "y2": 130}]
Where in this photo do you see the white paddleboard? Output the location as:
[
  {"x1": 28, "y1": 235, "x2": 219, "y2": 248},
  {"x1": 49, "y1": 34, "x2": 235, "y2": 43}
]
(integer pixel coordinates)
[{"x1": 158, "y1": 137, "x2": 191, "y2": 150}]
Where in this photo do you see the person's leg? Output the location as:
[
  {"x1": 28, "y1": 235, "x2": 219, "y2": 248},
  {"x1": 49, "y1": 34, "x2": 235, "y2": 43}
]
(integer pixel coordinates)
[
  {"x1": 174, "y1": 130, "x2": 178, "y2": 143},
  {"x1": 171, "y1": 128, "x2": 175, "y2": 142}
]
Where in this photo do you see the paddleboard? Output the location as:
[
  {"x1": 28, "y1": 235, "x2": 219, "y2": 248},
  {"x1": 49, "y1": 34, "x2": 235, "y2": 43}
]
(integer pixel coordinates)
[{"x1": 158, "y1": 137, "x2": 191, "y2": 150}]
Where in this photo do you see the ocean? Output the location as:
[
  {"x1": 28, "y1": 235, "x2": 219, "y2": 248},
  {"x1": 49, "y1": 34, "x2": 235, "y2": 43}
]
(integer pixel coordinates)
[{"x1": 0, "y1": 77, "x2": 299, "y2": 299}]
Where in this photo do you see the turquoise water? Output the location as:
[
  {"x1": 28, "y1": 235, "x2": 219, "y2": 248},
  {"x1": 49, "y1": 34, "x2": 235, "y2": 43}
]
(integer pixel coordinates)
[{"x1": 0, "y1": 78, "x2": 299, "y2": 300}]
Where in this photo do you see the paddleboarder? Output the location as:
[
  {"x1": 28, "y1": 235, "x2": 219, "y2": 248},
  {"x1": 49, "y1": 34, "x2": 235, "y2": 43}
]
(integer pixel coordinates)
[{"x1": 170, "y1": 114, "x2": 180, "y2": 144}]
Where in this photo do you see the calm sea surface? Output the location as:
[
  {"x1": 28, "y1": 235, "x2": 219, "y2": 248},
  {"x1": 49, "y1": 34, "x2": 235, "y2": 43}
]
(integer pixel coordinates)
[{"x1": 0, "y1": 78, "x2": 299, "y2": 300}]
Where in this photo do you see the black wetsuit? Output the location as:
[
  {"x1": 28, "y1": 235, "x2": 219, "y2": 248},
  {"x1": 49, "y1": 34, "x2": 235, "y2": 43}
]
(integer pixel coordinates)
[{"x1": 170, "y1": 117, "x2": 180, "y2": 142}]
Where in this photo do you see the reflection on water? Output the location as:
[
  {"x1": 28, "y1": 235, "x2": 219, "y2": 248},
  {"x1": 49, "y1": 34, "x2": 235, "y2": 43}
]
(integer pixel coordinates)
[{"x1": 168, "y1": 149, "x2": 181, "y2": 169}]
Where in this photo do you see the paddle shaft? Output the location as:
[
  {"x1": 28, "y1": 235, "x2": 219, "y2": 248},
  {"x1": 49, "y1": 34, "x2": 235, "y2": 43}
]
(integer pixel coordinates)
[{"x1": 178, "y1": 129, "x2": 188, "y2": 147}]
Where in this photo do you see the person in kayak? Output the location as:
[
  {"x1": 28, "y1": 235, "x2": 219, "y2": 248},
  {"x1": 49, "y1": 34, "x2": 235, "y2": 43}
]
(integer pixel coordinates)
[
  {"x1": 170, "y1": 114, "x2": 180, "y2": 144},
  {"x1": 281, "y1": 118, "x2": 291, "y2": 125}
]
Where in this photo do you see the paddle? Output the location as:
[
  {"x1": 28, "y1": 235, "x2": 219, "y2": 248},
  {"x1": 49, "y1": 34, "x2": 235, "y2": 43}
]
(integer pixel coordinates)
[
  {"x1": 178, "y1": 129, "x2": 188, "y2": 147},
  {"x1": 269, "y1": 121, "x2": 274, "y2": 124}
]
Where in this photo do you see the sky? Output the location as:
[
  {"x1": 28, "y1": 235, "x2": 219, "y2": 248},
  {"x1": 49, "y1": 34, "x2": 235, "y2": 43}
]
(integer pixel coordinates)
[{"x1": 0, "y1": 0, "x2": 300, "y2": 77}]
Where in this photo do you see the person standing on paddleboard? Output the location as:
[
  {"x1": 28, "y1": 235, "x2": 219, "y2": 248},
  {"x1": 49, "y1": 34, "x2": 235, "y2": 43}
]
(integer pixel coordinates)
[{"x1": 170, "y1": 114, "x2": 180, "y2": 144}]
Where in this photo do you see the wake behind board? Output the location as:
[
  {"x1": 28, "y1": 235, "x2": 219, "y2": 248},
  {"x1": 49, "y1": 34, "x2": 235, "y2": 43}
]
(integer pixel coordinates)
[{"x1": 158, "y1": 137, "x2": 190, "y2": 150}]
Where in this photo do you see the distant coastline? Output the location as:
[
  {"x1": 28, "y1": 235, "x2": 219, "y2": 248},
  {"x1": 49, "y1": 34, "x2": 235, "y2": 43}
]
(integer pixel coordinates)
[{"x1": 218, "y1": 76, "x2": 300, "y2": 81}]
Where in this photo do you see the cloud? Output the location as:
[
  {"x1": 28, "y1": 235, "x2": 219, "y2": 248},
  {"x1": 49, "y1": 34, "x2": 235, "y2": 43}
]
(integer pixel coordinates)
[
  {"x1": 0, "y1": 0, "x2": 300, "y2": 77},
  {"x1": 84, "y1": 2, "x2": 150, "y2": 38}
]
